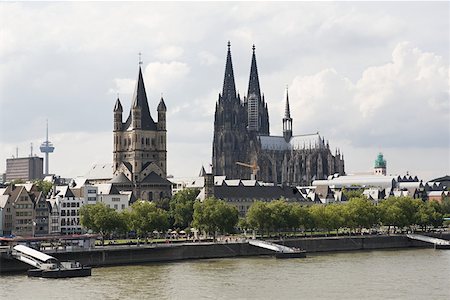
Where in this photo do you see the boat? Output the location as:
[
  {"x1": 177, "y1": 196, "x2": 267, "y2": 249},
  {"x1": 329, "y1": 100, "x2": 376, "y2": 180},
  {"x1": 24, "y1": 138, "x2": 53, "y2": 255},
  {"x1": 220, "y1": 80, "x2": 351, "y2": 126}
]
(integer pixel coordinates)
[
  {"x1": 11, "y1": 244, "x2": 91, "y2": 278},
  {"x1": 275, "y1": 249, "x2": 307, "y2": 259},
  {"x1": 27, "y1": 261, "x2": 92, "y2": 278}
]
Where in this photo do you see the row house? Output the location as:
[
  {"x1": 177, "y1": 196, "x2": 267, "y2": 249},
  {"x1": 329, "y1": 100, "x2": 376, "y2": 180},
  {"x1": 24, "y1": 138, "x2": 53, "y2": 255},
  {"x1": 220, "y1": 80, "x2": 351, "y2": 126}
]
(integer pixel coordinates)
[
  {"x1": 0, "y1": 185, "x2": 41, "y2": 237},
  {"x1": 50, "y1": 186, "x2": 84, "y2": 235}
]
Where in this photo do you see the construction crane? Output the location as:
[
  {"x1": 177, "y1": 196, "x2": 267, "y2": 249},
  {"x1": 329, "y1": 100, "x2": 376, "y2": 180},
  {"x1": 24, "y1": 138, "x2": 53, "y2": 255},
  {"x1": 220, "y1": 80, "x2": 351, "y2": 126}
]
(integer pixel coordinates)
[{"x1": 235, "y1": 161, "x2": 259, "y2": 180}]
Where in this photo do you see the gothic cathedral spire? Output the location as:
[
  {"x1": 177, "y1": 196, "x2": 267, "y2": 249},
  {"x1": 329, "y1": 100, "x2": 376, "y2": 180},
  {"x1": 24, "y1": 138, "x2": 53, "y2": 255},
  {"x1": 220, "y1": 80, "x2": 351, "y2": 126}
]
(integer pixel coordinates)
[
  {"x1": 247, "y1": 44, "x2": 261, "y2": 101},
  {"x1": 222, "y1": 41, "x2": 237, "y2": 102}
]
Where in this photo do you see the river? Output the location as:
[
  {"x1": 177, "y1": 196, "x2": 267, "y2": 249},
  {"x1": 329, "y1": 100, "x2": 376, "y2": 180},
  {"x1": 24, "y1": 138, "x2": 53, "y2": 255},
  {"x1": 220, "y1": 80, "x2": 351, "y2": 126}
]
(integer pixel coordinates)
[{"x1": 1, "y1": 248, "x2": 449, "y2": 299}]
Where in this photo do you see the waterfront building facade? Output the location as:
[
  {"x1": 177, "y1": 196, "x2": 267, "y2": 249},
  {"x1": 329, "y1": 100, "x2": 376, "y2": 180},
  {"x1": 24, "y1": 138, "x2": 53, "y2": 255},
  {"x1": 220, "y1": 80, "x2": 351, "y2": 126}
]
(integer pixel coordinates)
[
  {"x1": 33, "y1": 190, "x2": 50, "y2": 236},
  {"x1": 112, "y1": 66, "x2": 172, "y2": 201},
  {"x1": 212, "y1": 43, "x2": 345, "y2": 186},
  {"x1": 52, "y1": 186, "x2": 83, "y2": 235}
]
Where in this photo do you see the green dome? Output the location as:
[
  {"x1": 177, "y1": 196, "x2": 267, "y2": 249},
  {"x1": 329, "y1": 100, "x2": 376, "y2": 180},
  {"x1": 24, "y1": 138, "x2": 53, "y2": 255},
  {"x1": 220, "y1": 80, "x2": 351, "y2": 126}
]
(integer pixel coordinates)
[{"x1": 374, "y1": 153, "x2": 386, "y2": 168}]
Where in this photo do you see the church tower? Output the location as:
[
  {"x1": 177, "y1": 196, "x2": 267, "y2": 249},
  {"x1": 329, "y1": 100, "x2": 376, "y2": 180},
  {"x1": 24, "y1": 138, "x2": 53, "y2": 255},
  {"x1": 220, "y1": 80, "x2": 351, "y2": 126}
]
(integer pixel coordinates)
[
  {"x1": 246, "y1": 45, "x2": 269, "y2": 135},
  {"x1": 112, "y1": 64, "x2": 172, "y2": 201},
  {"x1": 212, "y1": 42, "x2": 250, "y2": 178},
  {"x1": 374, "y1": 153, "x2": 387, "y2": 175}
]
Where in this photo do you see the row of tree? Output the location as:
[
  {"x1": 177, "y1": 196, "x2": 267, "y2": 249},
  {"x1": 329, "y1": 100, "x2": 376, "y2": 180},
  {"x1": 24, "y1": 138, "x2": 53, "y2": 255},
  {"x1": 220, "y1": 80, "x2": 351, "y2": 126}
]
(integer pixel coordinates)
[
  {"x1": 80, "y1": 191, "x2": 449, "y2": 239},
  {"x1": 79, "y1": 190, "x2": 239, "y2": 240},
  {"x1": 243, "y1": 196, "x2": 447, "y2": 236}
]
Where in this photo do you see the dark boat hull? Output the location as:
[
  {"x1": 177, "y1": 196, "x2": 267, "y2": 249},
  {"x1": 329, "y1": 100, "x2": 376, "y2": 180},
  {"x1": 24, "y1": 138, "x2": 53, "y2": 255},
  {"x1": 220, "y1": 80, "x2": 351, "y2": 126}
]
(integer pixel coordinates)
[
  {"x1": 27, "y1": 267, "x2": 92, "y2": 278},
  {"x1": 435, "y1": 244, "x2": 450, "y2": 250},
  {"x1": 275, "y1": 251, "x2": 307, "y2": 259}
]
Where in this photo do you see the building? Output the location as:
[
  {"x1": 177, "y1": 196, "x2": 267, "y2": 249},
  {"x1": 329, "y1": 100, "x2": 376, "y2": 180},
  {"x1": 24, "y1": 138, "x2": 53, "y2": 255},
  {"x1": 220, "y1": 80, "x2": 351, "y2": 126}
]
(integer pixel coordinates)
[
  {"x1": 111, "y1": 65, "x2": 172, "y2": 201},
  {"x1": 1, "y1": 185, "x2": 35, "y2": 236},
  {"x1": 96, "y1": 183, "x2": 129, "y2": 211},
  {"x1": 5, "y1": 157, "x2": 44, "y2": 182},
  {"x1": 374, "y1": 153, "x2": 387, "y2": 175},
  {"x1": 196, "y1": 175, "x2": 308, "y2": 216},
  {"x1": 33, "y1": 190, "x2": 51, "y2": 236},
  {"x1": 51, "y1": 186, "x2": 83, "y2": 235},
  {"x1": 212, "y1": 43, "x2": 344, "y2": 186}
]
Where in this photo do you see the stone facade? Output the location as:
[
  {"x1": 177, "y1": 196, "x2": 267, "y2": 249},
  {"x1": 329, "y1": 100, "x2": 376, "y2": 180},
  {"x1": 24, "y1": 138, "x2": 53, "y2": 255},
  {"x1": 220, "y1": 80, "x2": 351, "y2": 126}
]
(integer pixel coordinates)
[
  {"x1": 112, "y1": 66, "x2": 172, "y2": 201},
  {"x1": 212, "y1": 43, "x2": 345, "y2": 185}
]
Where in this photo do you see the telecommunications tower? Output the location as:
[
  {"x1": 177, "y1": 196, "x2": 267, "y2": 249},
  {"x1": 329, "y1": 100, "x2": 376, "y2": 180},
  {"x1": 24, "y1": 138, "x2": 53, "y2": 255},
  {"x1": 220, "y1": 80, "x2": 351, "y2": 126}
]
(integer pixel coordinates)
[{"x1": 40, "y1": 120, "x2": 55, "y2": 175}]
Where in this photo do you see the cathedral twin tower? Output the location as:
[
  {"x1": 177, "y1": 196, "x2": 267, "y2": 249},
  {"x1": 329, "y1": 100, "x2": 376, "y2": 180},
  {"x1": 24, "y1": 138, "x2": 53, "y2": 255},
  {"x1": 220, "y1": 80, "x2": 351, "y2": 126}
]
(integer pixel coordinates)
[{"x1": 213, "y1": 42, "x2": 345, "y2": 185}]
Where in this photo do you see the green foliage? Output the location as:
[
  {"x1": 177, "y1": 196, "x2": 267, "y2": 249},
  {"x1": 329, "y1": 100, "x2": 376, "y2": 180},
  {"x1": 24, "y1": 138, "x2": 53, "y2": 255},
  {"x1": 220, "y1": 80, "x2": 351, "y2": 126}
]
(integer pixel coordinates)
[
  {"x1": 153, "y1": 198, "x2": 171, "y2": 211},
  {"x1": 345, "y1": 197, "x2": 379, "y2": 230},
  {"x1": 169, "y1": 189, "x2": 198, "y2": 229},
  {"x1": 79, "y1": 203, "x2": 123, "y2": 237},
  {"x1": 246, "y1": 201, "x2": 272, "y2": 234},
  {"x1": 128, "y1": 201, "x2": 169, "y2": 237},
  {"x1": 341, "y1": 187, "x2": 364, "y2": 200},
  {"x1": 33, "y1": 180, "x2": 53, "y2": 195},
  {"x1": 441, "y1": 197, "x2": 450, "y2": 214},
  {"x1": 192, "y1": 197, "x2": 238, "y2": 238}
]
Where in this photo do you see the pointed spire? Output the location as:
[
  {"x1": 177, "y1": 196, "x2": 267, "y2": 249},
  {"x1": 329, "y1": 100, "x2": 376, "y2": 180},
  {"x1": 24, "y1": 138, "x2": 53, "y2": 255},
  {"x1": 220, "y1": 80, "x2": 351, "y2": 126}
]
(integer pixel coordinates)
[
  {"x1": 114, "y1": 98, "x2": 123, "y2": 112},
  {"x1": 284, "y1": 86, "x2": 291, "y2": 118},
  {"x1": 157, "y1": 96, "x2": 167, "y2": 112},
  {"x1": 247, "y1": 44, "x2": 261, "y2": 101},
  {"x1": 222, "y1": 41, "x2": 237, "y2": 101},
  {"x1": 124, "y1": 66, "x2": 157, "y2": 130},
  {"x1": 199, "y1": 165, "x2": 206, "y2": 177}
]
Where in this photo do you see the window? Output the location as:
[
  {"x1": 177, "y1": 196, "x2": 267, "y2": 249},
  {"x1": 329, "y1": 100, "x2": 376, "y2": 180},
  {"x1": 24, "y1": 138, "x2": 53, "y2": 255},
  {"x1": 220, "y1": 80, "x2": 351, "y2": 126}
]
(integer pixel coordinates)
[
  {"x1": 121, "y1": 204, "x2": 125, "y2": 210},
  {"x1": 114, "y1": 204, "x2": 118, "y2": 210}
]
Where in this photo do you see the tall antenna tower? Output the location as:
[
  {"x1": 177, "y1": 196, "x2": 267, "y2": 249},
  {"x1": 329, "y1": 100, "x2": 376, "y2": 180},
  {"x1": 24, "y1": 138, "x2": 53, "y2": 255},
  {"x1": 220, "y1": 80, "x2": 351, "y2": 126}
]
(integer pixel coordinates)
[{"x1": 40, "y1": 120, "x2": 55, "y2": 175}]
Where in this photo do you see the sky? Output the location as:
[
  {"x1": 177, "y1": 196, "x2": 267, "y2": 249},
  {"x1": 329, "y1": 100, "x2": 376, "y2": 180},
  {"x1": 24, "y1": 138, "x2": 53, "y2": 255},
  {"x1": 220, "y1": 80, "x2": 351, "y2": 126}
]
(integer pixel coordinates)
[{"x1": 0, "y1": 1, "x2": 449, "y2": 181}]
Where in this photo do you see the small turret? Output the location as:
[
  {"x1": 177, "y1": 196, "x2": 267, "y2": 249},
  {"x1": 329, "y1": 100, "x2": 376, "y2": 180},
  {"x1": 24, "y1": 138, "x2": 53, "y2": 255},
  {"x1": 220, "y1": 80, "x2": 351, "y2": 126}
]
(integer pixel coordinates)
[
  {"x1": 282, "y1": 86, "x2": 293, "y2": 142},
  {"x1": 113, "y1": 98, "x2": 123, "y2": 131},
  {"x1": 157, "y1": 96, "x2": 167, "y2": 131}
]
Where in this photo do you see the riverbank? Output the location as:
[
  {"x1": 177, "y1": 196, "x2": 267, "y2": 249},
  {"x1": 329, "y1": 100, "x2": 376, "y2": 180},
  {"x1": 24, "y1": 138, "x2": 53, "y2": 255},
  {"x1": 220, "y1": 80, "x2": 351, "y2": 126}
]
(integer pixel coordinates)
[{"x1": 1, "y1": 233, "x2": 448, "y2": 274}]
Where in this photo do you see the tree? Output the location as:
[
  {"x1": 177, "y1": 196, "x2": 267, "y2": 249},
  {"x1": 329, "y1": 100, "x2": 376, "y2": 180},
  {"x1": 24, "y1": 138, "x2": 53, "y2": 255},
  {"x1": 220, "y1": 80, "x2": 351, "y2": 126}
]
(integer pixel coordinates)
[
  {"x1": 246, "y1": 201, "x2": 272, "y2": 236},
  {"x1": 128, "y1": 201, "x2": 169, "y2": 238},
  {"x1": 79, "y1": 203, "x2": 122, "y2": 242},
  {"x1": 379, "y1": 197, "x2": 418, "y2": 233},
  {"x1": 309, "y1": 205, "x2": 328, "y2": 233},
  {"x1": 192, "y1": 197, "x2": 238, "y2": 240},
  {"x1": 324, "y1": 204, "x2": 346, "y2": 235},
  {"x1": 33, "y1": 180, "x2": 53, "y2": 196},
  {"x1": 342, "y1": 187, "x2": 364, "y2": 200},
  {"x1": 268, "y1": 200, "x2": 292, "y2": 234},
  {"x1": 345, "y1": 197, "x2": 379, "y2": 233},
  {"x1": 170, "y1": 189, "x2": 198, "y2": 229}
]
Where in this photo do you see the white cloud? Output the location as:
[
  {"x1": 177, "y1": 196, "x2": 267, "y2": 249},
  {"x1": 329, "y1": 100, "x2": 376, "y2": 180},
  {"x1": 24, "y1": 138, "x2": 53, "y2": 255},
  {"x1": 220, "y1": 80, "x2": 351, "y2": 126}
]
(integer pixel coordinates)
[
  {"x1": 109, "y1": 78, "x2": 135, "y2": 96},
  {"x1": 198, "y1": 51, "x2": 220, "y2": 66},
  {"x1": 143, "y1": 61, "x2": 190, "y2": 93},
  {"x1": 154, "y1": 46, "x2": 184, "y2": 61},
  {"x1": 288, "y1": 42, "x2": 450, "y2": 150}
]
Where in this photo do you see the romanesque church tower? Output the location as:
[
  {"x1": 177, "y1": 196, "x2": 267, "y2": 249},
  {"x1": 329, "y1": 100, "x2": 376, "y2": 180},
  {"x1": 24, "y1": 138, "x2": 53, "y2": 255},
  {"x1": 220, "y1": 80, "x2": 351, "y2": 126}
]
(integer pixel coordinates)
[{"x1": 112, "y1": 66, "x2": 172, "y2": 201}]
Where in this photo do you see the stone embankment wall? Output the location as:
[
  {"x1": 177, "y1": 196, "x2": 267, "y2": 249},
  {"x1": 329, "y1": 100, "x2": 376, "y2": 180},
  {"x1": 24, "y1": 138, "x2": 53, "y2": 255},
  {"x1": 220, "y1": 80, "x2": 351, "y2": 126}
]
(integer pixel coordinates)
[{"x1": 1, "y1": 233, "x2": 448, "y2": 273}]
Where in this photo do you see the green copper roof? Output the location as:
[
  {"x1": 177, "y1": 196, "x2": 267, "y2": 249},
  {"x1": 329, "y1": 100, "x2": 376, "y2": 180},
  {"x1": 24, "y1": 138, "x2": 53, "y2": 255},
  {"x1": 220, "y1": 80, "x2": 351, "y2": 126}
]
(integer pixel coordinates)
[{"x1": 374, "y1": 153, "x2": 386, "y2": 168}]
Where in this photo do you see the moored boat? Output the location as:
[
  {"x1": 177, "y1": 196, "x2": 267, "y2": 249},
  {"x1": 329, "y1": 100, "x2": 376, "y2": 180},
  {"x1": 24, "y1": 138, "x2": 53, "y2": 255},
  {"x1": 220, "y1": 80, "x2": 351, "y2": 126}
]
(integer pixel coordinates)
[{"x1": 12, "y1": 244, "x2": 92, "y2": 278}]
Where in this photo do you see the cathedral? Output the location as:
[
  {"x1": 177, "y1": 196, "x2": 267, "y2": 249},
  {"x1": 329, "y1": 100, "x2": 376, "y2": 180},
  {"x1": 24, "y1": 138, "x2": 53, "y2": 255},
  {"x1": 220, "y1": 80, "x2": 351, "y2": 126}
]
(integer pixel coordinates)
[
  {"x1": 212, "y1": 43, "x2": 345, "y2": 186},
  {"x1": 111, "y1": 65, "x2": 172, "y2": 201}
]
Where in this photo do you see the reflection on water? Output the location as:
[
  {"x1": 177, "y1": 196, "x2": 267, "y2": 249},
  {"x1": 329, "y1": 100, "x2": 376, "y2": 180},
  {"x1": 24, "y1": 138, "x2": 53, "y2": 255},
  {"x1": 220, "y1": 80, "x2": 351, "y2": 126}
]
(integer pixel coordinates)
[{"x1": 2, "y1": 248, "x2": 449, "y2": 300}]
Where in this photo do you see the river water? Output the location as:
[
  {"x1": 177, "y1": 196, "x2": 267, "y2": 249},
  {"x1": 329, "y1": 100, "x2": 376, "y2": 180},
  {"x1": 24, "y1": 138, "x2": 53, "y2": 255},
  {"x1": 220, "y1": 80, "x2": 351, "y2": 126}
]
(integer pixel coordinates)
[{"x1": 1, "y1": 248, "x2": 449, "y2": 300}]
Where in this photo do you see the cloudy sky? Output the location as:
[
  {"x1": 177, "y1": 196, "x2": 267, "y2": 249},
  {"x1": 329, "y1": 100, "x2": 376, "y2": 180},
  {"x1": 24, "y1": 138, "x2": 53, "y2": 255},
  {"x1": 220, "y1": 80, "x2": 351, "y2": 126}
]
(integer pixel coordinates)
[{"x1": 0, "y1": 1, "x2": 449, "y2": 181}]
